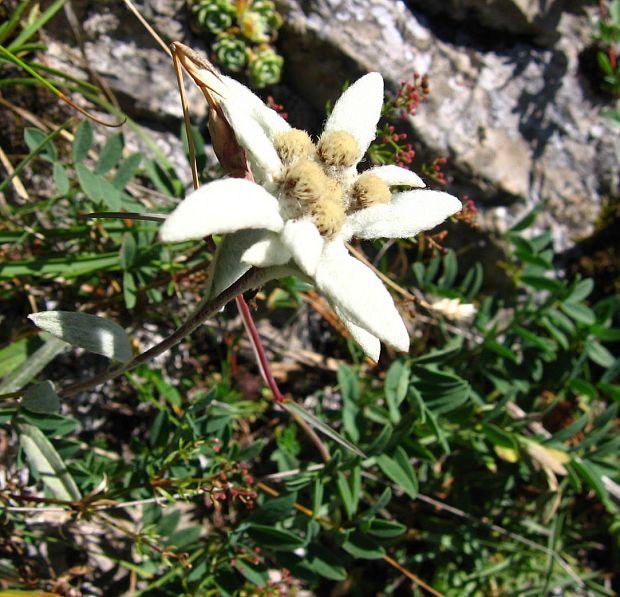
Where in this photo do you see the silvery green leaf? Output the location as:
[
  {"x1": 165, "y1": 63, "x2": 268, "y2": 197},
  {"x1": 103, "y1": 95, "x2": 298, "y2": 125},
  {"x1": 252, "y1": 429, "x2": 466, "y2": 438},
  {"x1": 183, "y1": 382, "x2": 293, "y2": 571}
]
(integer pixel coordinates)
[
  {"x1": 18, "y1": 423, "x2": 81, "y2": 501},
  {"x1": 29, "y1": 311, "x2": 132, "y2": 363},
  {"x1": 21, "y1": 380, "x2": 61, "y2": 414}
]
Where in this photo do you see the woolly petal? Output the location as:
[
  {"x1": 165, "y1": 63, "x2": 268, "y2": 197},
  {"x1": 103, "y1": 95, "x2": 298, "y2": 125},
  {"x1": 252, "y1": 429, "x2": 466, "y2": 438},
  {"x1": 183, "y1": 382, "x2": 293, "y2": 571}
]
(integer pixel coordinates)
[
  {"x1": 159, "y1": 179, "x2": 284, "y2": 243},
  {"x1": 345, "y1": 190, "x2": 461, "y2": 240},
  {"x1": 222, "y1": 108, "x2": 283, "y2": 178},
  {"x1": 315, "y1": 243, "x2": 409, "y2": 352},
  {"x1": 280, "y1": 219, "x2": 325, "y2": 277},
  {"x1": 192, "y1": 70, "x2": 286, "y2": 177},
  {"x1": 334, "y1": 304, "x2": 381, "y2": 361},
  {"x1": 208, "y1": 229, "x2": 266, "y2": 298},
  {"x1": 222, "y1": 76, "x2": 290, "y2": 138},
  {"x1": 323, "y1": 72, "x2": 384, "y2": 158},
  {"x1": 196, "y1": 70, "x2": 289, "y2": 138},
  {"x1": 366, "y1": 164, "x2": 425, "y2": 188},
  {"x1": 241, "y1": 232, "x2": 292, "y2": 268}
]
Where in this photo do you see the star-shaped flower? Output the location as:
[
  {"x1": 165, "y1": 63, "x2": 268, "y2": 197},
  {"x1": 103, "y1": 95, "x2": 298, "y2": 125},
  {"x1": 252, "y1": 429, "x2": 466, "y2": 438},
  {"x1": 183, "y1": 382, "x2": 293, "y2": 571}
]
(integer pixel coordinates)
[{"x1": 159, "y1": 71, "x2": 462, "y2": 360}]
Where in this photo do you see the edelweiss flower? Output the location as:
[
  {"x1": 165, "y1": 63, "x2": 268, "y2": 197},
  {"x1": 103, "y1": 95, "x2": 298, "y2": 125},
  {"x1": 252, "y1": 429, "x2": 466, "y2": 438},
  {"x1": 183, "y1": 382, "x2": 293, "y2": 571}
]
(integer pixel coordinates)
[{"x1": 159, "y1": 71, "x2": 462, "y2": 360}]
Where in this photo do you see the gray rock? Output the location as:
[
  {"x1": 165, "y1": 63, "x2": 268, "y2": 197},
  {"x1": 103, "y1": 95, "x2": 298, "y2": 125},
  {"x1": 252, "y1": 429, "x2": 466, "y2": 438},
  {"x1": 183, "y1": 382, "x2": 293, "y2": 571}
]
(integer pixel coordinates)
[
  {"x1": 405, "y1": 0, "x2": 587, "y2": 46},
  {"x1": 42, "y1": 0, "x2": 619, "y2": 246},
  {"x1": 277, "y1": 0, "x2": 619, "y2": 244}
]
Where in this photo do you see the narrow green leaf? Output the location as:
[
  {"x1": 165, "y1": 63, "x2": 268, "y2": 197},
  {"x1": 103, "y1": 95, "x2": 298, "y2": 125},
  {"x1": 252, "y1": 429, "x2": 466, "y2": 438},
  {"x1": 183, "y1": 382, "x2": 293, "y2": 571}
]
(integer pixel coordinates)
[
  {"x1": 306, "y1": 545, "x2": 347, "y2": 580},
  {"x1": 336, "y1": 471, "x2": 356, "y2": 520},
  {"x1": 113, "y1": 152, "x2": 143, "y2": 189},
  {"x1": 95, "y1": 133, "x2": 123, "y2": 175},
  {"x1": 411, "y1": 365, "x2": 471, "y2": 414},
  {"x1": 7, "y1": 0, "x2": 65, "y2": 50},
  {"x1": 514, "y1": 249, "x2": 552, "y2": 269},
  {"x1": 53, "y1": 162, "x2": 70, "y2": 194},
  {"x1": 337, "y1": 364, "x2": 359, "y2": 402},
  {"x1": 599, "y1": 383, "x2": 620, "y2": 403},
  {"x1": 75, "y1": 162, "x2": 102, "y2": 201},
  {"x1": 570, "y1": 458, "x2": 617, "y2": 513},
  {"x1": 438, "y1": 250, "x2": 458, "y2": 289},
  {"x1": 283, "y1": 401, "x2": 366, "y2": 458},
  {"x1": 366, "y1": 518, "x2": 407, "y2": 539},
  {"x1": 565, "y1": 278, "x2": 594, "y2": 304},
  {"x1": 24, "y1": 127, "x2": 57, "y2": 162},
  {"x1": 0, "y1": 252, "x2": 120, "y2": 279},
  {"x1": 384, "y1": 360, "x2": 409, "y2": 424},
  {"x1": 586, "y1": 341, "x2": 616, "y2": 368},
  {"x1": 366, "y1": 423, "x2": 393, "y2": 456},
  {"x1": 246, "y1": 524, "x2": 305, "y2": 551},
  {"x1": 547, "y1": 307, "x2": 575, "y2": 333},
  {"x1": 0, "y1": 336, "x2": 66, "y2": 393},
  {"x1": 597, "y1": 51, "x2": 613, "y2": 75},
  {"x1": 513, "y1": 325, "x2": 556, "y2": 354},
  {"x1": 485, "y1": 339, "x2": 519, "y2": 363},
  {"x1": 123, "y1": 271, "x2": 137, "y2": 310},
  {"x1": 540, "y1": 316, "x2": 569, "y2": 350},
  {"x1": 311, "y1": 480, "x2": 323, "y2": 519},
  {"x1": 360, "y1": 487, "x2": 392, "y2": 520},
  {"x1": 0, "y1": 119, "x2": 68, "y2": 194},
  {"x1": 233, "y1": 559, "x2": 268, "y2": 586},
  {"x1": 75, "y1": 163, "x2": 122, "y2": 209},
  {"x1": 425, "y1": 409, "x2": 450, "y2": 454},
  {"x1": 414, "y1": 338, "x2": 463, "y2": 365},
  {"x1": 567, "y1": 378, "x2": 598, "y2": 399},
  {"x1": 166, "y1": 526, "x2": 202, "y2": 548},
  {"x1": 591, "y1": 326, "x2": 620, "y2": 342},
  {"x1": 560, "y1": 302, "x2": 595, "y2": 326},
  {"x1": 73, "y1": 119, "x2": 93, "y2": 163},
  {"x1": 461, "y1": 262, "x2": 483, "y2": 298},
  {"x1": 0, "y1": 0, "x2": 30, "y2": 45},
  {"x1": 376, "y1": 447, "x2": 418, "y2": 499},
  {"x1": 342, "y1": 531, "x2": 385, "y2": 559},
  {"x1": 510, "y1": 205, "x2": 540, "y2": 232},
  {"x1": 521, "y1": 275, "x2": 562, "y2": 293},
  {"x1": 143, "y1": 158, "x2": 176, "y2": 197},
  {"x1": 412, "y1": 262, "x2": 425, "y2": 287},
  {"x1": 28, "y1": 311, "x2": 132, "y2": 363},
  {"x1": 250, "y1": 493, "x2": 297, "y2": 525},
  {"x1": 120, "y1": 233, "x2": 137, "y2": 270},
  {"x1": 18, "y1": 423, "x2": 81, "y2": 501},
  {"x1": 0, "y1": 338, "x2": 32, "y2": 378}
]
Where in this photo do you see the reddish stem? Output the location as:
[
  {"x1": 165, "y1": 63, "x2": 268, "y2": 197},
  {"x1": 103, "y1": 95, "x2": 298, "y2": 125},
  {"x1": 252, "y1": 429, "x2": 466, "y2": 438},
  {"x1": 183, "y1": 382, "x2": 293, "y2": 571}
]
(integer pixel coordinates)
[{"x1": 236, "y1": 295, "x2": 285, "y2": 403}]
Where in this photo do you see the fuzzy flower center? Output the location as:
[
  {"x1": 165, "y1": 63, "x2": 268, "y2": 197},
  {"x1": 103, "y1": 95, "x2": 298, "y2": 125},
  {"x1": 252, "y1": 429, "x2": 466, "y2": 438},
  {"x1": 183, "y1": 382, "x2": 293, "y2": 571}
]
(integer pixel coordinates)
[{"x1": 273, "y1": 128, "x2": 391, "y2": 238}]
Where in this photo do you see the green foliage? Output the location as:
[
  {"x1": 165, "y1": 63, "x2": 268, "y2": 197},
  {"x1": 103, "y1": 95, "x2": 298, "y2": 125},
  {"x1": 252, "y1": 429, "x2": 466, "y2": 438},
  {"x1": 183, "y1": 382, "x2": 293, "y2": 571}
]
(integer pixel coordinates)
[
  {"x1": 1, "y1": 4, "x2": 619, "y2": 596},
  {"x1": 190, "y1": 0, "x2": 284, "y2": 88}
]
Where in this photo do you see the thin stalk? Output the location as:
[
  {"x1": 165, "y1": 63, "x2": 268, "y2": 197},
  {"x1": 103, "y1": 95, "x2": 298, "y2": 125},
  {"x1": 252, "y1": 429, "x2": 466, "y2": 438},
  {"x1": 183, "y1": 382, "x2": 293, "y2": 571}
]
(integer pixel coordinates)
[{"x1": 237, "y1": 295, "x2": 330, "y2": 461}]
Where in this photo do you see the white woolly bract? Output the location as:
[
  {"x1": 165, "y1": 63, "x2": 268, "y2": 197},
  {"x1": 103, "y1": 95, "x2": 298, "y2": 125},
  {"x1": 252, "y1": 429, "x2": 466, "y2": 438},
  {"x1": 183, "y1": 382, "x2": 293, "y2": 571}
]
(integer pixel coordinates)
[
  {"x1": 241, "y1": 233, "x2": 291, "y2": 268},
  {"x1": 344, "y1": 189, "x2": 461, "y2": 240},
  {"x1": 323, "y1": 72, "x2": 384, "y2": 160},
  {"x1": 315, "y1": 243, "x2": 409, "y2": 352},
  {"x1": 367, "y1": 164, "x2": 426, "y2": 188},
  {"x1": 334, "y1": 304, "x2": 381, "y2": 362},
  {"x1": 159, "y1": 179, "x2": 284, "y2": 243}
]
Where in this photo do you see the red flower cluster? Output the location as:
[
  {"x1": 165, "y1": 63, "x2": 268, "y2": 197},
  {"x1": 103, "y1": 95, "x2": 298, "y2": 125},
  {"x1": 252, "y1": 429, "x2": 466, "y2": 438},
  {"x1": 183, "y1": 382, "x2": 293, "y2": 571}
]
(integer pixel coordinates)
[
  {"x1": 394, "y1": 72, "x2": 430, "y2": 118},
  {"x1": 454, "y1": 195, "x2": 479, "y2": 227}
]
